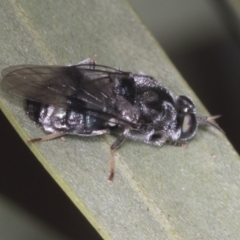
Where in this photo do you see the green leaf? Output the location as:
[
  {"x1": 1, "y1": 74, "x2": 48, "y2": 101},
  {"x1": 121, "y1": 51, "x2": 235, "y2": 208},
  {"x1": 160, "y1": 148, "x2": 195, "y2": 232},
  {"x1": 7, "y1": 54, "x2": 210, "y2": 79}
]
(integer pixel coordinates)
[{"x1": 1, "y1": 1, "x2": 240, "y2": 239}]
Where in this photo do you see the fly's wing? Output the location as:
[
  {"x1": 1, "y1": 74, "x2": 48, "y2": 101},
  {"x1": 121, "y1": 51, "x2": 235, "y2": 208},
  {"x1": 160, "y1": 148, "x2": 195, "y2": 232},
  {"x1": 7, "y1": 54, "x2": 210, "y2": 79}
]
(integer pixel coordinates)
[
  {"x1": 1, "y1": 64, "x2": 135, "y2": 126},
  {"x1": 2, "y1": 65, "x2": 70, "y2": 107}
]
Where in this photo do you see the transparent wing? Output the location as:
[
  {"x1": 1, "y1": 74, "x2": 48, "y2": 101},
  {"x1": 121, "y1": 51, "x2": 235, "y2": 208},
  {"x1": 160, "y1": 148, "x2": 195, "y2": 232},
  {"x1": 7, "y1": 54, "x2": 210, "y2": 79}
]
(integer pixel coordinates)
[
  {"x1": 2, "y1": 65, "x2": 70, "y2": 107},
  {"x1": 1, "y1": 64, "x2": 135, "y2": 126}
]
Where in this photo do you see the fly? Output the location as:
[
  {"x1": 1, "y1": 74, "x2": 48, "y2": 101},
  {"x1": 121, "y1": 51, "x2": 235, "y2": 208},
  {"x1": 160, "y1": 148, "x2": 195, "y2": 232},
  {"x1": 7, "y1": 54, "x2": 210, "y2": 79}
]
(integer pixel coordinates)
[{"x1": 1, "y1": 59, "x2": 223, "y2": 181}]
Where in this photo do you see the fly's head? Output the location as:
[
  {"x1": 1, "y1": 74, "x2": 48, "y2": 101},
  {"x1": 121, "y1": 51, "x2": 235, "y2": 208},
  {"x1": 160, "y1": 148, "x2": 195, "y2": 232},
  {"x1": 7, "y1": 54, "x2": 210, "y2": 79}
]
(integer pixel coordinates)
[
  {"x1": 175, "y1": 95, "x2": 197, "y2": 141},
  {"x1": 175, "y1": 95, "x2": 223, "y2": 142}
]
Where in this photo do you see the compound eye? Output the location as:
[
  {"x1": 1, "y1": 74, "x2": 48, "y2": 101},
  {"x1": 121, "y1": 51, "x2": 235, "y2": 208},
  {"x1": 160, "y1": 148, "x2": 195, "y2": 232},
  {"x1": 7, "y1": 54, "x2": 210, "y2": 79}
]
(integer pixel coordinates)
[{"x1": 180, "y1": 113, "x2": 197, "y2": 140}]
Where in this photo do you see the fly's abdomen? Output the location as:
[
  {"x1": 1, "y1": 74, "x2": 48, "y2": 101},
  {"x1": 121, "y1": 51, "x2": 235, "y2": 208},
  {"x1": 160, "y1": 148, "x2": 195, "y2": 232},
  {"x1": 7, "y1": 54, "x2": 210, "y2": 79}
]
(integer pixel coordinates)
[{"x1": 26, "y1": 100, "x2": 106, "y2": 135}]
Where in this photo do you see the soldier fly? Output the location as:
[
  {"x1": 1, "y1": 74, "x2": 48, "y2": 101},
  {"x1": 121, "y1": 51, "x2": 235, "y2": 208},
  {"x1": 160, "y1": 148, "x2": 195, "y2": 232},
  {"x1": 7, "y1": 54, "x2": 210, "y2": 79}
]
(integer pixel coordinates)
[{"x1": 1, "y1": 59, "x2": 222, "y2": 181}]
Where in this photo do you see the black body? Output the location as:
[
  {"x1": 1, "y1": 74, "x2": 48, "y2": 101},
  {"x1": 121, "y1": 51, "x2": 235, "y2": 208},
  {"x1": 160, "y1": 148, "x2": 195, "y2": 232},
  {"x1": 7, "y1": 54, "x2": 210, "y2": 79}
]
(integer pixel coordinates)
[{"x1": 1, "y1": 59, "x2": 221, "y2": 150}]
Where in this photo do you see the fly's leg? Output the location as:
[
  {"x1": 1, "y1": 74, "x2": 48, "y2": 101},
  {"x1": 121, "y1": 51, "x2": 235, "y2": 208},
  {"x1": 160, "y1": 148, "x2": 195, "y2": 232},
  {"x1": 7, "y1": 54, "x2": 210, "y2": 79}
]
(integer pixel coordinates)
[
  {"x1": 29, "y1": 129, "x2": 109, "y2": 143},
  {"x1": 108, "y1": 128, "x2": 129, "y2": 182},
  {"x1": 77, "y1": 57, "x2": 96, "y2": 69},
  {"x1": 29, "y1": 132, "x2": 66, "y2": 143},
  {"x1": 108, "y1": 134, "x2": 125, "y2": 182},
  {"x1": 79, "y1": 129, "x2": 110, "y2": 136},
  {"x1": 168, "y1": 141, "x2": 188, "y2": 148}
]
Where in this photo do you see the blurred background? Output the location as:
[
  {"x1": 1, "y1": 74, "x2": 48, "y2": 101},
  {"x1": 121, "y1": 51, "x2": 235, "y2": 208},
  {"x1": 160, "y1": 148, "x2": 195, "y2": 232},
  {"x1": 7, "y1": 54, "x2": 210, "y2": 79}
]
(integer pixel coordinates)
[{"x1": 1, "y1": 1, "x2": 240, "y2": 239}]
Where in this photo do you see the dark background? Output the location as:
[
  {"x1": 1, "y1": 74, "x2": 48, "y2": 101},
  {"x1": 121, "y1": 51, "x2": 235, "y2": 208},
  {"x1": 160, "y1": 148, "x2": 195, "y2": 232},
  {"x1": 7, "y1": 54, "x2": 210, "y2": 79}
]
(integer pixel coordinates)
[{"x1": 1, "y1": 1, "x2": 240, "y2": 239}]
